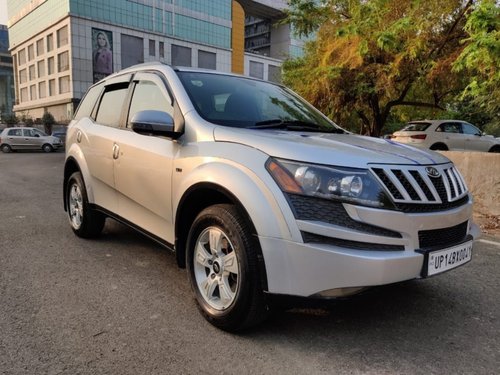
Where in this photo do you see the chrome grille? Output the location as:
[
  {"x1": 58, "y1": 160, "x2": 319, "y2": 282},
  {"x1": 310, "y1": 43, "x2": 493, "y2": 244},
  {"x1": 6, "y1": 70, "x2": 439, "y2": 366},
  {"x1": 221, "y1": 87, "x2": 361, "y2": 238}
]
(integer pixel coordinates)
[{"x1": 371, "y1": 164, "x2": 468, "y2": 204}]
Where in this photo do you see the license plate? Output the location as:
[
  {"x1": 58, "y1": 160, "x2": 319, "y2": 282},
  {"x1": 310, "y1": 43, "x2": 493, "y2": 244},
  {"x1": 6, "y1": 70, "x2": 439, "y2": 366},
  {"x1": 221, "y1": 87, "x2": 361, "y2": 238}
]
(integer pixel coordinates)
[{"x1": 420, "y1": 240, "x2": 473, "y2": 277}]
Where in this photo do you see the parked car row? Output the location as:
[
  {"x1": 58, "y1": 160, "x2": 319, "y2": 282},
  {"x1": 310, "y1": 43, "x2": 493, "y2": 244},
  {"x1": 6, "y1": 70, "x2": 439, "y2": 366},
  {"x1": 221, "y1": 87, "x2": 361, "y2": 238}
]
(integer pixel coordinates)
[
  {"x1": 391, "y1": 120, "x2": 500, "y2": 152},
  {"x1": 0, "y1": 127, "x2": 64, "y2": 153}
]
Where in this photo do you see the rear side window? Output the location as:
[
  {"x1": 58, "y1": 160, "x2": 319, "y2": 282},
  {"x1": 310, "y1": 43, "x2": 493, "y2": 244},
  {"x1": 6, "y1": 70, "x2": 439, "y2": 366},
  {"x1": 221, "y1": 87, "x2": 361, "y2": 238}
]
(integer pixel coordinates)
[
  {"x1": 74, "y1": 84, "x2": 103, "y2": 121},
  {"x1": 402, "y1": 123, "x2": 431, "y2": 131},
  {"x1": 95, "y1": 84, "x2": 129, "y2": 127},
  {"x1": 437, "y1": 123, "x2": 461, "y2": 133},
  {"x1": 8, "y1": 129, "x2": 23, "y2": 136}
]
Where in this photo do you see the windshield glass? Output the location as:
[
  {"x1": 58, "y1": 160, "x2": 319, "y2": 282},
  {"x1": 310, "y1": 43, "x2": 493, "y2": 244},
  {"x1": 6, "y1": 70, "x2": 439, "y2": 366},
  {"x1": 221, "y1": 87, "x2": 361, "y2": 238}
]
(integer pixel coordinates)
[{"x1": 176, "y1": 71, "x2": 344, "y2": 132}]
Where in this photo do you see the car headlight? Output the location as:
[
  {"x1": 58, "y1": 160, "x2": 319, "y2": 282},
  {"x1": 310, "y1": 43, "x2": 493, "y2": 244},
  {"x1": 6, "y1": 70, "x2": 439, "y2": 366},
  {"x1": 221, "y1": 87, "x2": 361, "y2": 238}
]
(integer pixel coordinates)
[{"x1": 266, "y1": 158, "x2": 393, "y2": 208}]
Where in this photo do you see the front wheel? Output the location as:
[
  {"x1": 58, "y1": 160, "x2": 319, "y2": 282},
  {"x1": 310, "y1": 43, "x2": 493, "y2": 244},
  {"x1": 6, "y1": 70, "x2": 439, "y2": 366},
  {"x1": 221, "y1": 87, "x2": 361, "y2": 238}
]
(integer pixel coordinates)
[
  {"x1": 186, "y1": 204, "x2": 268, "y2": 332},
  {"x1": 66, "y1": 172, "x2": 105, "y2": 238},
  {"x1": 42, "y1": 144, "x2": 53, "y2": 153}
]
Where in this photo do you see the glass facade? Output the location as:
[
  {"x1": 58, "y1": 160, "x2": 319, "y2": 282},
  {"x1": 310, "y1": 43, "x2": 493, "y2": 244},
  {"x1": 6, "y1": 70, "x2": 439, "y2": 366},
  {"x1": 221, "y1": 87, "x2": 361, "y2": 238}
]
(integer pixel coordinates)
[
  {"x1": 0, "y1": 25, "x2": 15, "y2": 116},
  {"x1": 69, "y1": 0, "x2": 231, "y2": 49}
]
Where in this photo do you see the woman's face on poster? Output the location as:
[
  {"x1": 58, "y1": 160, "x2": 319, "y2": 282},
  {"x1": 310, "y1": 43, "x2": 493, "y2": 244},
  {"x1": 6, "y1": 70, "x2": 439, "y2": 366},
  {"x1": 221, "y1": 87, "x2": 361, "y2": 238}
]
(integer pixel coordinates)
[{"x1": 97, "y1": 33, "x2": 107, "y2": 48}]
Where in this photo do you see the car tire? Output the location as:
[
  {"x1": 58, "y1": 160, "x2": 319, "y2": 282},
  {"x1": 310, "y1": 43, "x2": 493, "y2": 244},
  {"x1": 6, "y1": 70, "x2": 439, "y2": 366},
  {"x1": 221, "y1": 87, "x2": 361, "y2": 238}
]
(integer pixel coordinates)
[
  {"x1": 42, "y1": 144, "x2": 54, "y2": 153},
  {"x1": 186, "y1": 204, "x2": 268, "y2": 332},
  {"x1": 1, "y1": 144, "x2": 12, "y2": 153},
  {"x1": 66, "y1": 172, "x2": 106, "y2": 238},
  {"x1": 489, "y1": 146, "x2": 500, "y2": 153}
]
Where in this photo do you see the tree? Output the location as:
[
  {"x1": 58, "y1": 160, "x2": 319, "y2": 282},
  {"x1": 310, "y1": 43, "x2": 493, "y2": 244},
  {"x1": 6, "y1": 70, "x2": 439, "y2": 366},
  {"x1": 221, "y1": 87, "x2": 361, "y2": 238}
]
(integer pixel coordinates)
[
  {"x1": 42, "y1": 111, "x2": 56, "y2": 135},
  {"x1": 453, "y1": 0, "x2": 499, "y2": 127},
  {"x1": 283, "y1": 0, "x2": 477, "y2": 136}
]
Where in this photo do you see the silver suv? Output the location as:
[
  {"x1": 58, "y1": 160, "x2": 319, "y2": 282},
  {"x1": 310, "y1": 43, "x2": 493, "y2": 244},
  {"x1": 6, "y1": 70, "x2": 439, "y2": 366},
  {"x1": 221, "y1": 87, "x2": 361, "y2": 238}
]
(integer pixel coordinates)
[
  {"x1": 0, "y1": 127, "x2": 63, "y2": 153},
  {"x1": 64, "y1": 63, "x2": 480, "y2": 331}
]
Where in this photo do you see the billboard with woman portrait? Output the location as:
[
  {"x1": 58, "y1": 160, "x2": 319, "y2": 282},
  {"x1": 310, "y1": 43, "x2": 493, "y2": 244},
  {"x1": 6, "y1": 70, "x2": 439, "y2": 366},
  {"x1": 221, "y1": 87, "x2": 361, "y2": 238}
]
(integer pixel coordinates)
[{"x1": 92, "y1": 28, "x2": 113, "y2": 83}]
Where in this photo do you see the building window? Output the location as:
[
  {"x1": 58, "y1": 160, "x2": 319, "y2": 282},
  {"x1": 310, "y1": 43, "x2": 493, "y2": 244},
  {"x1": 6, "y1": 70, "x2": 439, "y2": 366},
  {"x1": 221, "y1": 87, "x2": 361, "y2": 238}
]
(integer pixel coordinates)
[
  {"x1": 29, "y1": 64, "x2": 36, "y2": 80},
  {"x1": 268, "y1": 65, "x2": 281, "y2": 83},
  {"x1": 30, "y1": 84, "x2": 37, "y2": 100},
  {"x1": 28, "y1": 44, "x2": 35, "y2": 61},
  {"x1": 149, "y1": 39, "x2": 155, "y2": 57},
  {"x1": 49, "y1": 79, "x2": 56, "y2": 96},
  {"x1": 47, "y1": 57, "x2": 55, "y2": 75},
  {"x1": 19, "y1": 69, "x2": 27, "y2": 84},
  {"x1": 121, "y1": 34, "x2": 144, "y2": 69},
  {"x1": 57, "y1": 26, "x2": 69, "y2": 48},
  {"x1": 58, "y1": 51, "x2": 69, "y2": 72},
  {"x1": 171, "y1": 44, "x2": 191, "y2": 67},
  {"x1": 249, "y1": 61, "x2": 264, "y2": 79},
  {"x1": 18, "y1": 49, "x2": 26, "y2": 65},
  {"x1": 59, "y1": 76, "x2": 70, "y2": 94},
  {"x1": 20, "y1": 87, "x2": 28, "y2": 102},
  {"x1": 37, "y1": 60, "x2": 45, "y2": 78},
  {"x1": 36, "y1": 39, "x2": 44, "y2": 56},
  {"x1": 47, "y1": 34, "x2": 54, "y2": 52},
  {"x1": 198, "y1": 50, "x2": 216, "y2": 70},
  {"x1": 39, "y1": 81, "x2": 47, "y2": 99},
  {"x1": 159, "y1": 42, "x2": 164, "y2": 58}
]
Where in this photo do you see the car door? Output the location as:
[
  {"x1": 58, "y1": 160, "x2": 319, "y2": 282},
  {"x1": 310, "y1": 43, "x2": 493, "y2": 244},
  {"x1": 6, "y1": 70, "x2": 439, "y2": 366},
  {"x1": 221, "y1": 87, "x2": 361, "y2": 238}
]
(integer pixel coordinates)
[
  {"x1": 461, "y1": 122, "x2": 488, "y2": 151},
  {"x1": 113, "y1": 72, "x2": 177, "y2": 242},
  {"x1": 82, "y1": 75, "x2": 132, "y2": 214},
  {"x1": 439, "y1": 122, "x2": 465, "y2": 150},
  {"x1": 22, "y1": 128, "x2": 43, "y2": 149},
  {"x1": 5, "y1": 128, "x2": 24, "y2": 149}
]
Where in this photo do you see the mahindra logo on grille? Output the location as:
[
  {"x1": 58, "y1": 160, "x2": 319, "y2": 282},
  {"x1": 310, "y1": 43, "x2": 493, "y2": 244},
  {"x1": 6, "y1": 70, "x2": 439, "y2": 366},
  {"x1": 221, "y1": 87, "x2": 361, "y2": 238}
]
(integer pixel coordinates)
[{"x1": 426, "y1": 167, "x2": 440, "y2": 178}]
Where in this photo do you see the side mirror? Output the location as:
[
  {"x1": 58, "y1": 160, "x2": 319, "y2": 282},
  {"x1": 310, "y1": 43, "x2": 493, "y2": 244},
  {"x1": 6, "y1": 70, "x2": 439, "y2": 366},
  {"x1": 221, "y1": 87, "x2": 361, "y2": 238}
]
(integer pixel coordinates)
[
  {"x1": 34, "y1": 134, "x2": 40, "y2": 138},
  {"x1": 131, "y1": 110, "x2": 181, "y2": 139}
]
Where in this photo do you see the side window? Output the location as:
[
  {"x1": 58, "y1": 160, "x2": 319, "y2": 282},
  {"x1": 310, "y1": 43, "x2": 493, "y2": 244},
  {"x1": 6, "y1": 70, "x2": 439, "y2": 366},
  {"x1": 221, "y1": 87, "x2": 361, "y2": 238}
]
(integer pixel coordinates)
[
  {"x1": 462, "y1": 123, "x2": 481, "y2": 135},
  {"x1": 23, "y1": 129, "x2": 35, "y2": 137},
  {"x1": 8, "y1": 129, "x2": 22, "y2": 136},
  {"x1": 74, "y1": 83, "x2": 103, "y2": 121},
  {"x1": 441, "y1": 123, "x2": 461, "y2": 133},
  {"x1": 127, "y1": 79, "x2": 173, "y2": 127},
  {"x1": 95, "y1": 84, "x2": 129, "y2": 127}
]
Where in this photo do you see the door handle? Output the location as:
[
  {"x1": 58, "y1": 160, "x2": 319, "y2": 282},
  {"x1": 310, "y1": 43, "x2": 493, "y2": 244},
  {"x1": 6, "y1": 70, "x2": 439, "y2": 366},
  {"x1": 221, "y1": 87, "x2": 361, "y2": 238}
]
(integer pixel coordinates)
[{"x1": 112, "y1": 143, "x2": 120, "y2": 159}]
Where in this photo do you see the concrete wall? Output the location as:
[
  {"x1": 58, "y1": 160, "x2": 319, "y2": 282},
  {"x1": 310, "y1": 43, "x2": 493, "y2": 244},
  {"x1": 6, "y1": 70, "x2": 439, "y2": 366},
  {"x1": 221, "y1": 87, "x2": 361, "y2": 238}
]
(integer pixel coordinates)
[{"x1": 442, "y1": 152, "x2": 500, "y2": 217}]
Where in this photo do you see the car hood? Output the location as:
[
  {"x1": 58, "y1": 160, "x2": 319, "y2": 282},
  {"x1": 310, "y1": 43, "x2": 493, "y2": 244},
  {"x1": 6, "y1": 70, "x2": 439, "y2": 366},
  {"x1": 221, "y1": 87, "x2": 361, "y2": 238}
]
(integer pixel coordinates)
[{"x1": 213, "y1": 127, "x2": 450, "y2": 167}]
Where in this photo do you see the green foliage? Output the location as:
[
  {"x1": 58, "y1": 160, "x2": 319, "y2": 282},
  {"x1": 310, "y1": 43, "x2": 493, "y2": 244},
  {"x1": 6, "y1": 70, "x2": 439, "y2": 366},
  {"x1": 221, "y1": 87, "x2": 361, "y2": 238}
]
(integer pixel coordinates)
[
  {"x1": 42, "y1": 111, "x2": 56, "y2": 135},
  {"x1": 283, "y1": 0, "x2": 495, "y2": 136},
  {"x1": 453, "y1": 0, "x2": 500, "y2": 119},
  {"x1": 3, "y1": 113, "x2": 18, "y2": 126}
]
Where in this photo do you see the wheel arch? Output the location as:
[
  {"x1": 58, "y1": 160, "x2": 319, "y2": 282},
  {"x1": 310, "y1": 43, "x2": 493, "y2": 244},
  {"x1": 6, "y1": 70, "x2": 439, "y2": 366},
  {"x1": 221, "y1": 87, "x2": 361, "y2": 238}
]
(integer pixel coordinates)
[
  {"x1": 175, "y1": 182, "x2": 268, "y2": 291},
  {"x1": 430, "y1": 142, "x2": 448, "y2": 151},
  {"x1": 488, "y1": 145, "x2": 500, "y2": 153}
]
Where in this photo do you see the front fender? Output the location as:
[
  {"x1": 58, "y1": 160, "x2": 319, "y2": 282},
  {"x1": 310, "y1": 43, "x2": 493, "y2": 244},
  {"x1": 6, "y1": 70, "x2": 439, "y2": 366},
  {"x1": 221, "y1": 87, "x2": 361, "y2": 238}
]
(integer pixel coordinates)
[{"x1": 173, "y1": 158, "x2": 299, "y2": 242}]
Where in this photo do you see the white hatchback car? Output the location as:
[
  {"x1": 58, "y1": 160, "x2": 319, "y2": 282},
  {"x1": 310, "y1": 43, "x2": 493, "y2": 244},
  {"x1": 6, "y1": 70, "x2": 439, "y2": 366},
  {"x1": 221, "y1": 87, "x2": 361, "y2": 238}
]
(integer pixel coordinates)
[{"x1": 391, "y1": 120, "x2": 500, "y2": 152}]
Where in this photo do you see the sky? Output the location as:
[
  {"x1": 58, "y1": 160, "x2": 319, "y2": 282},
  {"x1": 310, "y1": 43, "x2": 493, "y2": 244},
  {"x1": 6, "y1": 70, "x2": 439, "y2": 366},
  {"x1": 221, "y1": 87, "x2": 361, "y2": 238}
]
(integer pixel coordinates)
[{"x1": 0, "y1": 0, "x2": 8, "y2": 25}]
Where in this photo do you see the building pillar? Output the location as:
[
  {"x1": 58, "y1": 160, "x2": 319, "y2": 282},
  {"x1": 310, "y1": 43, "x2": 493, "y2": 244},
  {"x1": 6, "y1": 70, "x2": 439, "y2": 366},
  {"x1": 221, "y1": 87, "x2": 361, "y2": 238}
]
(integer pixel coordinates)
[{"x1": 231, "y1": 0, "x2": 245, "y2": 74}]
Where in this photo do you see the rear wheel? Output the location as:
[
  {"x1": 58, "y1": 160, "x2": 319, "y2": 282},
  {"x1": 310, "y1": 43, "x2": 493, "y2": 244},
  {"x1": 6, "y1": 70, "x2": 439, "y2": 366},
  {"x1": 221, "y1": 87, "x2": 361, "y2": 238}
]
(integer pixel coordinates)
[
  {"x1": 66, "y1": 172, "x2": 105, "y2": 238},
  {"x1": 489, "y1": 146, "x2": 500, "y2": 153},
  {"x1": 186, "y1": 204, "x2": 268, "y2": 332},
  {"x1": 1, "y1": 144, "x2": 12, "y2": 153},
  {"x1": 42, "y1": 144, "x2": 53, "y2": 153}
]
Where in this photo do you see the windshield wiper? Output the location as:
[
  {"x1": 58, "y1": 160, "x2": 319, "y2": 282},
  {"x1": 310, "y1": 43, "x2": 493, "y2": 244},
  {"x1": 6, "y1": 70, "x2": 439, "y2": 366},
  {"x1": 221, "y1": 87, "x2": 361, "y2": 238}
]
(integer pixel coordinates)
[{"x1": 248, "y1": 119, "x2": 344, "y2": 133}]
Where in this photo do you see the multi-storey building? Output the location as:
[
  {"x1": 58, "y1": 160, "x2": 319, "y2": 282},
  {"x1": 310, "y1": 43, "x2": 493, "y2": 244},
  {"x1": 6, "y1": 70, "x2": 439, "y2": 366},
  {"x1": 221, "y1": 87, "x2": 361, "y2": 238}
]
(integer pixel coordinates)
[
  {"x1": 0, "y1": 25, "x2": 14, "y2": 118},
  {"x1": 6, "y1": 0, "x2": 301, "y2": 121}
]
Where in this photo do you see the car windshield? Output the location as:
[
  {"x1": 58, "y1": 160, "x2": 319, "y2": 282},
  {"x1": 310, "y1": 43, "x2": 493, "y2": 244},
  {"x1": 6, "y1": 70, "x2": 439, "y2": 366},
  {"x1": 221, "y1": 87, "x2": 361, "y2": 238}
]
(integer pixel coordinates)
[
  {"x1": 401, "y1": 123, "x2": 431, "y2": 131},
  {"x1": 176, "y1": 71, "x2": 345, "y2": 133}
]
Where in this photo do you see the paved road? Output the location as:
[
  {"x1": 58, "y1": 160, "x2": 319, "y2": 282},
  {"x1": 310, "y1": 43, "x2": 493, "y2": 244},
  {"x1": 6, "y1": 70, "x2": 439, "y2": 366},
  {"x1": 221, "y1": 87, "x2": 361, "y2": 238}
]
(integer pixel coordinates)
[{"x1": 1, "y1": 152, "x2": 499, "y2": 374}]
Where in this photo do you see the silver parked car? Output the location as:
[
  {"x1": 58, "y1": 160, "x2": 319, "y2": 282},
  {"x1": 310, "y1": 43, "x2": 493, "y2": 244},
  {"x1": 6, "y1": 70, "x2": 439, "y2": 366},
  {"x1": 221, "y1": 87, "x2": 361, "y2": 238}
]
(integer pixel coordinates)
[
  {"x1": 391, "y1": 120, "x2": 500, "y2": 152},
  {"x1": 0, "y1": 127, "x2": 63, "y2": 153},
  {"x1": 64, "y1": 62, "x2": 479, "y2": 331}
]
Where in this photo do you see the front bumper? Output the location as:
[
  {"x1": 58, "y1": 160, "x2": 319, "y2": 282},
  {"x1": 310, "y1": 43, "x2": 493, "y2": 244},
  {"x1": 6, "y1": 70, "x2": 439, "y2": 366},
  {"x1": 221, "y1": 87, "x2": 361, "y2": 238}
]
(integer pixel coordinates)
[{"x1": 260, "y1": 202, "x2": 480, "y2": 297}]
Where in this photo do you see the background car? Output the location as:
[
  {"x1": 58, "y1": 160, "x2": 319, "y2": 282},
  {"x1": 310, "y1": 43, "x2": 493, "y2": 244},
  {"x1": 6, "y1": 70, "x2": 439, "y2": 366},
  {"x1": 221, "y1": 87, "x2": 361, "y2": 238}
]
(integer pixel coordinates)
[
  {"x1": 51, "y1": 126, "x2": 67, "y2": 147},
  {"x1": 391, "y1": 120, "x2": 500, "y2": 152},
  {"x1": 0, "y1": 127, "x2": 63, "y2": 153}
]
